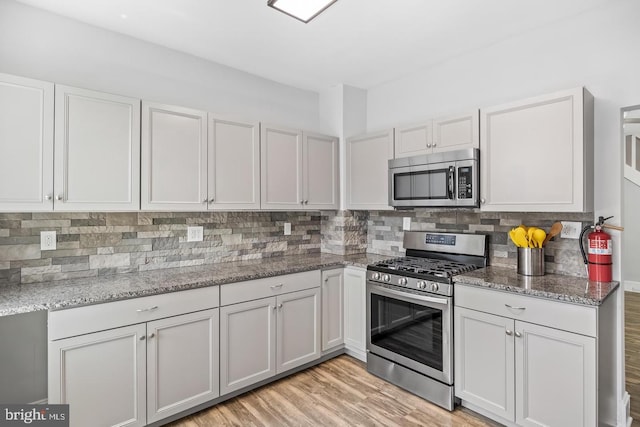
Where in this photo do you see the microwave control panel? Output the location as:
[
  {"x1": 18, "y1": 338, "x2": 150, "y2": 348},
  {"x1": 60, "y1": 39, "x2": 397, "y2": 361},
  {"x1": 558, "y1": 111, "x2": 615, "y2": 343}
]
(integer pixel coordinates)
[{"x1": 457, "y1": 166, "x2": 473, "y2": 199}]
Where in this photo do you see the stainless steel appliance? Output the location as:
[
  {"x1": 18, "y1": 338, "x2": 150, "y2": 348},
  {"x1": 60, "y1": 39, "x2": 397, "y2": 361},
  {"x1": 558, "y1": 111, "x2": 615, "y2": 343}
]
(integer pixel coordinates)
[
  {"x1": 388, "y1": 148, "x2": 479, "y2": 208},
  {"x1": 366, "y1": 231, "x2": 488, "y2": 410}
]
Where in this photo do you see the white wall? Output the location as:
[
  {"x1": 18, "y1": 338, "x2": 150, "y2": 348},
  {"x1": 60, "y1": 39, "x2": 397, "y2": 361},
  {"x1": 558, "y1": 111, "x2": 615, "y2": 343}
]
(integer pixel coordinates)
[
  {"x1": 624, "y1": 179, "x2": 640, "y2": 288},
  {"x1": 0, "y1": 0, "x2": 320, "y2": 130},
  {"x1": 366, "y1": 1, "x2": 640, "y2": 423}
]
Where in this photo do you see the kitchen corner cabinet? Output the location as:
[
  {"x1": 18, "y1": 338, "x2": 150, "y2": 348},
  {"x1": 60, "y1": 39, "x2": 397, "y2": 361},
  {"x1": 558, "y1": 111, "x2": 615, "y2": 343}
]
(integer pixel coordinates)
[
  {"x1": 321, "y1": 268, "x2": 344, "y2": 351},
  {"x1": 260, "y1": 124, "x2": 338, "y2": 210},
  {"x1": 208, "y1": 116, "x2": 260, "y2": 210},
  {"x1": 141, "y1": 102, "x2": 208, "y2": 211},
  {"x1": 219, "y1": 271, "x2": 321, "y2": 395},
  {"x1": 54, "y1": 85, "x2": 141, "y2": 211},
  {"x1": 343, "y1": 267, "x2": 366, "y2": 361},
  {"x1": 48, "y1": 287, "x2": 220, "y2": 427},
  {"x1": 454, "y1": 284, "x2": 598, "y2": 426},
  {"x1": 346, "y1": 130, "x2": 394, "y2": 210},
  {"x1": 480, "y1": 87, "x2": 594, "y2": 212},
  {"x1": 0, "y1": 73, "x2": 54, "y2": 211},
  {"x1": 394, "y1": 110, "x2": 479, "y2": 158}
]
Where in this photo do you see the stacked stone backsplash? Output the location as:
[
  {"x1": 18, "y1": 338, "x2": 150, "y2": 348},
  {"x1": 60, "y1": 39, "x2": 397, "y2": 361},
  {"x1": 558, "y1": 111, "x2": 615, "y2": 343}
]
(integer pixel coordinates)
[
  {"x1": 320, "y1": 210, "x2": 369, "y2": 255},
  {"x1": 367, "y1": 209, "x2": 594, "y2": 278},
  {"x1": 0, "y1": 211, "x2": 320, "y2": 286}
]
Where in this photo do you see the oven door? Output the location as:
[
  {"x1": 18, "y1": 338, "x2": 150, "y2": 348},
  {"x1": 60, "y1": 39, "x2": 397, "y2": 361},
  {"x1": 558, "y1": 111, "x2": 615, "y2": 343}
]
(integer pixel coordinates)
[
  {"x1": 389, "y1": 162, "x2": 455, "y2": 207},
  {"x1": 366, "y1": 282, "x2": 452, "y2": 384}
]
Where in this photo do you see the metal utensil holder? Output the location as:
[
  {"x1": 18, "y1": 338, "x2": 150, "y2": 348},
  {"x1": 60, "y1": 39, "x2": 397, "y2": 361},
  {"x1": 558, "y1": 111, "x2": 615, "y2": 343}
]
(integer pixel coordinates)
[{"x1": 517, "y1": 247, "x2": 545, "y2": 276}]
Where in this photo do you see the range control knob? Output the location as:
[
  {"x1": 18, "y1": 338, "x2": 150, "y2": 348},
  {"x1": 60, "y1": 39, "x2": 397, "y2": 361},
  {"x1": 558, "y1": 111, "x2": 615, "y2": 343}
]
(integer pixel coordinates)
[
  {"x1": 371, "y1": 272, "x2": 380, "y2": 280},
  {"x1": 382, "y1": 274, "x2": 390, "y2": 282},
  {"x1": 417, "y1": 281, "x2": 427, "y2": 289},
  {"x1": 398, "y1": 277, "x2": 408, "y2": 286},
  {"x1": 430, "y1": 283, "x2": 440, "y2": 292}
]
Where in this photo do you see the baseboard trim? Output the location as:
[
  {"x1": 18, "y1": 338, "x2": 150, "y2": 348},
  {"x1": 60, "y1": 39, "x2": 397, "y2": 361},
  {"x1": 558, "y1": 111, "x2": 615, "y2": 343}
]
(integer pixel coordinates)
[
  {"x1": 624, "y1": 280, "x2": 640, "y2": 292},
  {"x1": 620, "y1": 391, "x2": 632, "y2": 427},
  {"x1": 344, "y1": 346, "x2": 366, "y2": 362}
]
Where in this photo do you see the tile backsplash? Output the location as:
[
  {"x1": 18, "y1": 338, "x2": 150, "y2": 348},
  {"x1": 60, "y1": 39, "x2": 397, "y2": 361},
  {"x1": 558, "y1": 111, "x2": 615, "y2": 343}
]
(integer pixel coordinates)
[
  {"x1": 0, "y1": 208, "x2": 596, "y2": 286},
  {"x1": 0, "y1": 211, "x2": 320, "y2": 286},
  {"x1": 367, "y1": 209, "x2": 594, "y2": 277}
]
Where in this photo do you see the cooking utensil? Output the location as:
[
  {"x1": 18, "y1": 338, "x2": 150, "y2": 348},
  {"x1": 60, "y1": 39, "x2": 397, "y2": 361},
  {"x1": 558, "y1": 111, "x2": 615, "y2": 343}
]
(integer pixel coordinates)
[
  {"x1": 527, "y1": 227, "x2": 536, "y2": 248},
  {"x1": 512, "y1": 227, "x2": 529, "y2": 248},
  {"x1": 542, "y1": 222, "x2": 563, "y2": 246},
  {"x1": 532, "y1": 229, "x2": 546, "y2": 248}
]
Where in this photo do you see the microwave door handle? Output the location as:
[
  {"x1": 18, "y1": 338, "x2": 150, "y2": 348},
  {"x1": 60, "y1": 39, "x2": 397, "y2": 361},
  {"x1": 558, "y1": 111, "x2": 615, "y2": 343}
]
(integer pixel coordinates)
[{"x1": 448, "y1": 166, "x2": 455, "y2": 200}]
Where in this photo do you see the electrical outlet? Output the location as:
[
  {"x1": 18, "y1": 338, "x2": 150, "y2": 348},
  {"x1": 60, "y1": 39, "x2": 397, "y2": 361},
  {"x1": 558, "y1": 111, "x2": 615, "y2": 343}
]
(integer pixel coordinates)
[
  {"x1": 284, "y1": 223, "x2": 291, "y2": 236},
  {"x1": 560, "y1": 221, "x2": 582, "y2": 239},
  {"x1": 403, "y1": 217, "x2": 411, "y2": 231},
  {"x1": 187, "y1": 226, "x2": 203, "y2": 242},
  {"x1": 40, "y1": 231, "x2": 56, "y2": 250}
]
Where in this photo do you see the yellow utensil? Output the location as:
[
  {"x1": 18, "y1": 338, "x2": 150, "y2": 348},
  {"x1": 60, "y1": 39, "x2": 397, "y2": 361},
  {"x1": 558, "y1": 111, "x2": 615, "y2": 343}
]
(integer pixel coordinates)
[
  {"x1": 527, "y1": 227, "x2": 537, "y2": 248},
  {"x1": 513, "y1": 227, "x2": 529, "y2": 248},
  {"x1": 533, "y1": 229, "x2": 546, "y2": 248}
]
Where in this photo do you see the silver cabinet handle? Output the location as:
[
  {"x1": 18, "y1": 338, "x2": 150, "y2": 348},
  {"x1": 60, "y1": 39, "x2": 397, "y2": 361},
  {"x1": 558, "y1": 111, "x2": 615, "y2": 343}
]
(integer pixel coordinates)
[
  {"x1": 209, "y1": 198, "x2": 215, "y2": 203},
  {"x1": 56, "y1": 194, "x2": 63, "y2": 201},
  {"x1": 505, "y1": 304, "x2": 526, "y2": 310},
  {"x1": 273, "y1": 305, "x2": 277, "y2": 311},
  {"x1": 45, "y1": 194, "x2": 52, "y2": 201},
  {"x1": 481, "y1": 198, "x2": 486, "y2": 204},
  {"x1": 270, "y1": 284, "x2": 283, "y2": 290},
  {"x1": 426, "y1": 143, "x2": 432, "y2": 148},
  {"x1": 148, "y1": 333, "x2": 155, "y2": 339},
  {"x1": 136, "y1": 306, "x2": 158, "y2": 313},
  {"x1": 304, "y1": 200, "x2": 308, "y2": 204},
  {"x1": 203, "y1": 199, "x2": 208, "y2": 203},
  {"x1": 300, "y1": 200, "x2": 304, "y2": 205},
  {"x1": 515, "y1": 331, "x2": 522, "y2": 338},
  {"x1": 505, "y1": 329, "x2": 513, "y2": 336},
  {"x1": 278, "y1": 303, "x2": 283, "y2": 310},
  {"x1": 140, "y1": 335, "x2": 146, "y2": 341},
  {"x1": 432, "y1": 143, "x2": 437, "y2": 147},
  {"x1": 324, "y1": 278, "x2": 329, "y2": 282}
]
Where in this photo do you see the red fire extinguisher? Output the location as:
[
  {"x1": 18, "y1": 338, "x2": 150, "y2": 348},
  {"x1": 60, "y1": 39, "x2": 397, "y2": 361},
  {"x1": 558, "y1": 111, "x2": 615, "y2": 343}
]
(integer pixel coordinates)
[{"x1": 580, "y1": 216, "x2": 616, "y2": 282}]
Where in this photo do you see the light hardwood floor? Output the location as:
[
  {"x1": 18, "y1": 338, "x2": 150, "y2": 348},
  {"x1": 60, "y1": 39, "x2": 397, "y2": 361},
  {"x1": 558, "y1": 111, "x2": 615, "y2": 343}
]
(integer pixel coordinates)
[
  {"x1": 167, "y1": 355, "x2": 500, "y2": 427},
  {"x1": 626, "y1": 291, "x2": 640, "y2": 425}
]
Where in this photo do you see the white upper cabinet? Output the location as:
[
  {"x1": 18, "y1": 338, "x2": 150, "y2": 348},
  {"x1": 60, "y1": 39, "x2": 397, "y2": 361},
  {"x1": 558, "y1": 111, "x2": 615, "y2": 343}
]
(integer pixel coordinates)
[
  {"x1": 394, "y1": 111, "x2": 479, "y2": 158},
  {"x1": 54, "y1": 86, "x2": 140, "y2": 211},
  {"x1": 142, "y1": 102, "x2": 207, "y2": 211},
  {"x1": 208, "y1": 116, "x2": 260, "y2": 210},
  {"x1": 480, "y1": 87, "x2": 594, "y2": 212},
  {"x1": 303, "y1": 132, "x2": 339, "y2": 210},
  {"x1": 0, "y1": 73, "x2": 54, "y2": 211},
  {"x1": 261, "y1": 124, "x2": 303, "y2": 210},
  {"x1": 346, "y1": 130, "x2": 394, "y2": 210}
]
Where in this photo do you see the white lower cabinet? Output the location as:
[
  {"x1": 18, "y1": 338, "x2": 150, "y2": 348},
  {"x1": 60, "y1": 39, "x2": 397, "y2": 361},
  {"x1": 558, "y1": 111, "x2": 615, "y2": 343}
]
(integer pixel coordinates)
[
  {"x1": 321, "y1": 268, "x2": 344, "y2": 352},
  {"x1": 343, "y1": 267, "x2": 366, "y2": 361},
  {"x1": 219, "y1": 273, "x2": 321, "y2": 395},
  {"x1": 455, "y1": 285, "x2": 597, "y2": 427}
]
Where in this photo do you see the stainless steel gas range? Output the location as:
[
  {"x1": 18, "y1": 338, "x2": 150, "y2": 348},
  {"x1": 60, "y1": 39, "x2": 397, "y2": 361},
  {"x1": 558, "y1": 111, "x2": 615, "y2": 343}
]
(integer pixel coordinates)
[{"x1": 366, "y1": 231, "x2": 488, "y2": 410}]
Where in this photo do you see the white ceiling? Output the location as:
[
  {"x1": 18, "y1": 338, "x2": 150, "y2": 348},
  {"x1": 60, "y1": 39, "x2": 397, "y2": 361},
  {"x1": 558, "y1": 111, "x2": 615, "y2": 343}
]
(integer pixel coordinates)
[{"x1": 15, "y1": 0, "x2": 611, "y2": 92}]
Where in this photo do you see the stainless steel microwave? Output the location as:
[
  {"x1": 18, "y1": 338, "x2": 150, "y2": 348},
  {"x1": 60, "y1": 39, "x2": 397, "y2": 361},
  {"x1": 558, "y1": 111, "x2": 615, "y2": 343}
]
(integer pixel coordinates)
[{"x1": 388, "y1": 148, "x2": 479, "y2": 208}]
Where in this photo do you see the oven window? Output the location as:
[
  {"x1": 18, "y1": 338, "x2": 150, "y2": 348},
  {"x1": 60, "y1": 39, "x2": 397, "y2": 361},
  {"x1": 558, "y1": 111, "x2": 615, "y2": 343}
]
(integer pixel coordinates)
[
  {"x1": 393, "y1": 172, "x2": 412, "y2": 200},
  {"x1": 411, "y1": 168, "x2": 448, "y2": 200},
  {"x1": 370, "y1": 293, "x2": 443, "y2": 371}
]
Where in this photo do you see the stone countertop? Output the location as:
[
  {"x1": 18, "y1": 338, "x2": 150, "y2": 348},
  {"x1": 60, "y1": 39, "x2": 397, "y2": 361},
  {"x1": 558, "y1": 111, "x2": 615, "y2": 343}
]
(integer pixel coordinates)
[
  {"x1": 0, "y1": 253, "x2": 389, "y2": 317},
  {"x1": 454, "y1": 266, "x2": 619, "y2": 306}
]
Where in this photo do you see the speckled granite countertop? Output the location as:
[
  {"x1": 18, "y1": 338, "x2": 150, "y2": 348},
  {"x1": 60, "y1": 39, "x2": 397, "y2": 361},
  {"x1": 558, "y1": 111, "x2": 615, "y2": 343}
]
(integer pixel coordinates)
[
  {"x1": 0, "y1": 253, "x2": 389, "y2": 317},
  {"x1": 454, "y1": 266, "x2": 619, "y2": 306}
]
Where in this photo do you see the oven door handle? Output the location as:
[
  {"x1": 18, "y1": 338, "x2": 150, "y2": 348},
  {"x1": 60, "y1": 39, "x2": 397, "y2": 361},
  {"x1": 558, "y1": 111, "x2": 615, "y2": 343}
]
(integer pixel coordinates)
[{"x1": 370, "y1": 284, "x2": 449, "y2": 306}]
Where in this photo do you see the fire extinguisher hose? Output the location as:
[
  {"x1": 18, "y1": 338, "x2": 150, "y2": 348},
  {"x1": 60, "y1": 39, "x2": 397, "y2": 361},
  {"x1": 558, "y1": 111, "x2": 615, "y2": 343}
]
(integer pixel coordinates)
[{"x1": 579, "y1": 225, "x2": 593, "y2": 274}]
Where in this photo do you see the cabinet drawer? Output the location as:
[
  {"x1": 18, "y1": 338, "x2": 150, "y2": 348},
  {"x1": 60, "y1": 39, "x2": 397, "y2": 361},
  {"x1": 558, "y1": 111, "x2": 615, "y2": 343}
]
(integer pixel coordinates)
[
  {"x1": 455, "y1": 284, "x2": 596, "y2": 337},
  {"x1": 221, "y1": 270, "x2": 320, "y2": 306},
  {"x1": 49, "y1": 286, "x2": 219, "y2": 340}
]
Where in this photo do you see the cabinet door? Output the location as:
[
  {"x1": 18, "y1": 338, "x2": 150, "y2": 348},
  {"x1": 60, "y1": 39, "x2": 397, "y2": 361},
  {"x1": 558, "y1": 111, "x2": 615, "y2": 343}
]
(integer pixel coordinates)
[
  {"x1": 321, "y1": 269, "x2": 344, "y2": 351},
  {"x1": 480, "y1": 88, "x2": 592, "y2": 212},
  {"x1": 343, "y1": 267, "x2": 366, "y2": 361},
  {"x1": 141, "y1": 102, "x2": 207, "y2": 211},
  {"x1": 220, "y1": 297, "x2": 276, "y2": 395},
  {"x1": 515, "y1": 321, "x2": 596, "y2": 427},
  {"x1": 208, "y1": 116, "x2": 260, "y2": 210},
  {"x1": 54, "y1": 86, "x2": 140, "y2": 211},
  {"x1": 454, "y1": 307, "x2": 515, "y2": 422},
  {"x1": 146, "y1": 309, "x2": 220, "y2": 424},
  {"x1": 346, "y1": 130, "x2": 394, "y2": 210},
  {"x1": 277, "y1": 287, "x2": 321, "y2": 373},
  {"x1": 432, "y1": 110, "x2": 479, "y2": 153},
  {"x1": 303, "y1": 132, "x2": 339, "y2": 210},
  {"x1": 394, "y1": 122, "x2": 431, "y2": 158},
  {"x1": 0, "y1": 73, "x2": 54, "y2": 211},
  {"x1": 261, "y1": 124, "x2": 303, "y2": 209},
  {"x1": 48, "y1": 324, "x2": 146, "y2": 427}
]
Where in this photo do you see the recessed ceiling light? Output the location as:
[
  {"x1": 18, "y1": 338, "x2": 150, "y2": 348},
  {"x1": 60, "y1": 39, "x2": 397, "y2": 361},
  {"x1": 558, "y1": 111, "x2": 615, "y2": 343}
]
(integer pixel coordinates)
[{"x1": 267, "y1": 0, "x2": 337, "y2": 23}]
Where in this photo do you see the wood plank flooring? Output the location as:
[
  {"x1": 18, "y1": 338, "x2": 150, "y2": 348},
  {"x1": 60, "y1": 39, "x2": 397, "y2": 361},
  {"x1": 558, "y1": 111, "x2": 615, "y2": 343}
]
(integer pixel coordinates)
[
  {"x1": 626, "y1": 291, "x2": 640, "y2": 424},
  {"x1": 167, "y1": 355, "x2": 500, "y2": 427}
]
